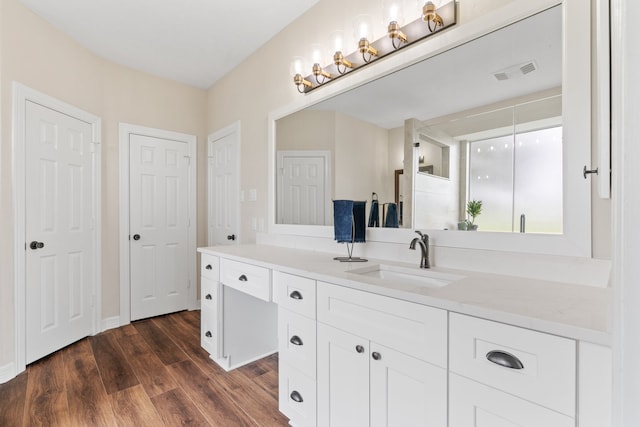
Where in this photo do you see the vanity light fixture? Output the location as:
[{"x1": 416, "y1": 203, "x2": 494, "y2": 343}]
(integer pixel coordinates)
[
  {"x1": 384, "y1": 0, "x2": 408, "y2": 49},
  {"x1": 354, "y1": 15, "x2": 378, "y2": 63},
  {"x1": 329, "y1": 30, "x2": 355, "y2": 75},
  {"x1": 291, "y1": 56, "x2": 313, "y2": 93},
  {"x1": 422, "y1": 1, "x2": 444, "y2": 32},
  {"x1": 310, "y1": 44, "x2": 335, "y2": 84},
  {"x1": 291, "y1": 1, "x2": 456, "y2": 94},
  {"x1": 388, "y1": 21, "x2": 408, "y2": 49}
]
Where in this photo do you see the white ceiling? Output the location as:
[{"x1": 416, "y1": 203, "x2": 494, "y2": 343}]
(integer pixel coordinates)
[{"x1": 18, "y1": 0, "x2": 319, "y2": 89}]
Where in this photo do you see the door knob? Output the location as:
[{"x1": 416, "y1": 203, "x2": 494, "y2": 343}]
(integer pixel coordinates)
[
  {"x1": 227, "y1": 234, "x2": 236, "y2": 241},
  {"x1": 29, "y1": 241, "x2": 44, "y2": 250},
  {"x1": 132, "y1": 234, "x2": 141, "y2": 241}
]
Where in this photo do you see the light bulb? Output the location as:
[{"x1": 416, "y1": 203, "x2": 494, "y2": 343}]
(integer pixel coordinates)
[
  {"x1": 290, "y1": 56, "x2": 306, "y2": 77},
  {"x1": 329, "y1": 30, "x2": 346, "y2": 54},
  {"x1": 383, "y1": 0, "x2": 405, "y2": 25},
  {"x1": 309, "y1": 43, "x2": 326, "y2": 66},
  {"x1": 354, "y1": 14, "x2": 374, "y2": 41}
]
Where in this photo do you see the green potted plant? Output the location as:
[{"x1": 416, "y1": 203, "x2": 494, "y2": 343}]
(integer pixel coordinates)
[{"x1": 465, "y1": 199, "x2": 483, "y2": 231}]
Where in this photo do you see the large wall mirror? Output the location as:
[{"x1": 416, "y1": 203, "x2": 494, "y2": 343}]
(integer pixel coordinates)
[{"x1": 269, "y1": 0, "x2": 592, "y2": 257}]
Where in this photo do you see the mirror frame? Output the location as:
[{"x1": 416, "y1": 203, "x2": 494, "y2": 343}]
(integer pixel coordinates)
[{"x1": 267, "y1": 0, "x2": 592, "y2": 257}]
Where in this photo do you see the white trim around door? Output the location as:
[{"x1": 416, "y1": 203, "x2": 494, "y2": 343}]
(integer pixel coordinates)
[
  {"x1": 119, "y1": 123, "x2": 197, "y2": 326},
  {"x1": 12, "y1": 82, "x2": 102, "y2": 377}
]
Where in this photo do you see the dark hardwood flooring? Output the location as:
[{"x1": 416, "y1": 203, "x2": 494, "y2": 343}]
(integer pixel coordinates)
[{"x1": 0, "y1": 310, "x2": 288, "y2": 426}]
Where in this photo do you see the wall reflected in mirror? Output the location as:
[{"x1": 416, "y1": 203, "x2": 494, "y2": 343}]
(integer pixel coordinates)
[{"x1": 275, "y1": 5, "x2": 562, "y2": 233}]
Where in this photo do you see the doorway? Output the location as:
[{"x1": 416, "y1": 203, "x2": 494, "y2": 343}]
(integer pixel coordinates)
[{"x1": 119, "y1": 124, "x2": 197, "y2": 324}]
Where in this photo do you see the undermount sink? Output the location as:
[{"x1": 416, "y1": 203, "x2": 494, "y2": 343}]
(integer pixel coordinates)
[{"x1": 348, "y1": 264, "x2": 464, "y2": 288}]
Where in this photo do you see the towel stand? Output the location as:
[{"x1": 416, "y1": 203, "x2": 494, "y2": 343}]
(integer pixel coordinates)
[{"x1": 333, "y1": 216, "x2": 368, "y2": 263}]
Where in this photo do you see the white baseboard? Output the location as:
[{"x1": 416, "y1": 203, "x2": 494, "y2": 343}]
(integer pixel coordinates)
[
  {"x1": 101, "y1": 316, "x2": 120, "y2": 332},
  {"x1": 0, "y1": 362, "x2": 17, "y2": 385}
]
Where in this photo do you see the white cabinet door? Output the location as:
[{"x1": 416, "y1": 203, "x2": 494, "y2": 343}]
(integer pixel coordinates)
[
  {"x1": 449, "y1": 374, "x2": 574, "y2": 427},
  {"x1": 370, "y1": 342, "x2": 447, "y2": 427},
  {"x1": 318, "y1": 324, "x2": 369, "y2": 427}
]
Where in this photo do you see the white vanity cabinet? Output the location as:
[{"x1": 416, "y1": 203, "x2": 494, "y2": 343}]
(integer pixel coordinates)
[
  {"x1": 316, "y1": 282, "x2": 448, "y2": 427},
  {"x1": 274, "y1": 271, "x2": 318, "y2": 427},
  {"x1": 199, "y1": 253, "x2": 278, "y2": 371},
  {"x1": 448, "y1": 313, "x2": 576, "y2": 427},
  {"x1": 199, "y1": 245, "x2": 611, "y2": 427}
]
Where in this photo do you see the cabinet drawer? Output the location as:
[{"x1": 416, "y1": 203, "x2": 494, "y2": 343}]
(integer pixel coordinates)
[
  {"x1": 220, "y1": 258, "x2": 271, "y2": 302},
  {"x1": 273, "y1": 271, "x2": 316, "y2": 318},
  {"x1": 200, "y1": 253, "x2": 219, "y2": 280},
  {"x1": 279, "y1": 364, "x2": 317, "y2": 427},
  {"x1": 201, "y1": 277, "x2": 218, "y2": 309},
  {"x1": 278, "y1": 308, "x2": 316, "y2": 379},
  {"x1": 449, "y1": 373, "x2": 574, "y2": 427},
  {"x1": 317, "y1": 282, "x2": 447, "y2": 367},
  {"x1": 449, "y1": 313, "x2": 576, "y2": 416},
  {"x1": 201, "y1": 306, "x2": 219, "y2": 357}
]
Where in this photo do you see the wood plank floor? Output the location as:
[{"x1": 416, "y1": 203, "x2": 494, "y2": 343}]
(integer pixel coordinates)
[{"x1": 0, "y1": 310, "x2": 288, "y2": 427}]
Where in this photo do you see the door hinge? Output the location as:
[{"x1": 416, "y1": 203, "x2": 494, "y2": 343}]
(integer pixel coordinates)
[{"x1": 184, "y1": 156, "x2": 191, "y2": 165}]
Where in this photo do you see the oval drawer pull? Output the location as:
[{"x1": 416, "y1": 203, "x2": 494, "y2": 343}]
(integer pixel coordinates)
[
  {"x1": 205, "y1": 294, "x2": 213, "y2": 300},
  {"x1": 205, "y1": 331, "x2": 213, "y2": 338},
  {"x1": 238, "y1": 274, "x2": 248, "y2": 282},
  {"x1": 371, "y1": 351, "x2": 382, "y2": 361},
  {"x1": 205, "y1": 264, "x2": 213, "y2": 270},
  {"x1": 355, "y1": 345, "x2": 365, "y2": 354},
  {"x1": 289, "y1": 290, "x2": 303, "y2": 300},
  {"x1": 290, "y1": 335, "x2": 303, "y2": 346},
  {"x1": 290, "y1": 391, "x2": 304, "y2": 403},
  {"x1": 486, "y1": 350, "x2": 524, "y2": 370}
]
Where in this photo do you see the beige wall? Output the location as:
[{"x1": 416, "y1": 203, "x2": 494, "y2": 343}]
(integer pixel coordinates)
[
  {"x1": 334, "y1": 113, "x2": 393, "y2": 204},
  {"x1": 276, "y1": 110, "x2": 394, "y2": 206},
  {"x1": 0, "y1": 0, "x2": 207, "y2": 367}
]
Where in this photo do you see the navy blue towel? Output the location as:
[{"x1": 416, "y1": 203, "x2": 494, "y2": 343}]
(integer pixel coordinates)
[
  {"x1": 353, "y1": 201, "x2": 367, "y2": 243},
  {"x1": 368, "y1": 200, "x2": 379, "y2": 227},
  {"x1": 333, "y1": 200, "x2": 354, "y2": 243},
  {"x1": 384, "y1": 203, "x2": 399, "y2": 228}
]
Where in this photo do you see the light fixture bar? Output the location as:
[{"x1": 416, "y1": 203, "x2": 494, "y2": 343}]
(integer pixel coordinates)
[{"x1": 296, "y1": 1, "x2": 456, "y2": 94}]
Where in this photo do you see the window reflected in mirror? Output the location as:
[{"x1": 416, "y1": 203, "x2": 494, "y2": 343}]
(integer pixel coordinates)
[{"x1": 414, "y1": 93, "x2": 562, "y2": 232}]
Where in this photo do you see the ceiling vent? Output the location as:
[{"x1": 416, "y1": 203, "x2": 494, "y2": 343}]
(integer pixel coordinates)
[{"x1": 493, "y1": 60, "x2": 538, "y2": 81}]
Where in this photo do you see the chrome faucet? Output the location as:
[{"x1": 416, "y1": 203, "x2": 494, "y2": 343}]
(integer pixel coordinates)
[{"x1": 409, "y1": 230, "x2": 430, "y2": 269}]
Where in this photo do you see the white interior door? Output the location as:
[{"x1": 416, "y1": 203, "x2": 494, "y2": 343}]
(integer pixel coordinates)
[
  {"x1": 208, "y1": 129, "x2": 239, "y2": 245},
  {"x1": 129, "y1": 134, "x2": 189, "y2": 321},
  {"x1": 277, "y1": 151, "x2": 330, "y2": 225},
  {"x1": 25, "y1": 100, "x2": 95, "y2": 364}
]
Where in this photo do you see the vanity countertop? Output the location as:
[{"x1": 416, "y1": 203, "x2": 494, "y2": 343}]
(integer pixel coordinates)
[{"x1": 198, "y1": 244, "x2": 610, "y2": 346}]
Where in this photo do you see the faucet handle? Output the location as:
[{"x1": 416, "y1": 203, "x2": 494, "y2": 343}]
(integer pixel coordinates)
[{"x1": 414, "y1": 230, "x2": 424, "y2": 237}]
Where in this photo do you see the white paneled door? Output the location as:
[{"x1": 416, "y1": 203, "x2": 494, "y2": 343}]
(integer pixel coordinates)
[
  {"x1": 129, "y1": 134, "x2": 190, "y2": 321},
  {"x1": 25, "y1": 101, "x2": 95, "y2": 364},
  {"x1": 277, "y1": 151, "x2": 330, "y2": 225},
  {"x1": 208, "y1": 129, "x2": 239, "y2": 246}
]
